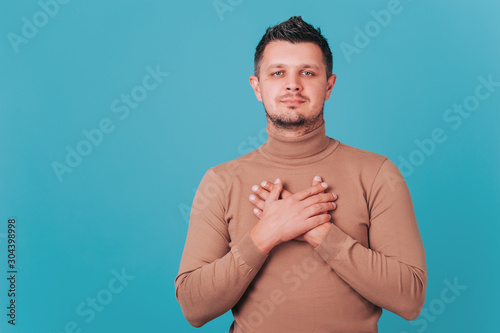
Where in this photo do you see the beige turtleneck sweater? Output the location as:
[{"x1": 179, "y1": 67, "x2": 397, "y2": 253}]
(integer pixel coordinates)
[{"x1": 175, "y1": 124, "x2": 426, "y2": 332}]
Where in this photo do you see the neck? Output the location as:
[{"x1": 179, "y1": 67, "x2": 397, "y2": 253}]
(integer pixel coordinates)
[{"x1": 260, "y1": 121, "x2": 335, "y2": 163}]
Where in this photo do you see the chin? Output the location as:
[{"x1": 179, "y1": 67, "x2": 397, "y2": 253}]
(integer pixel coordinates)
[{"x1": 274, "y1": 117, "x2": 307, "y2": 128}]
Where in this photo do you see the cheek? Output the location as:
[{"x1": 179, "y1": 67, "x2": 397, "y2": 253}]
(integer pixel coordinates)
[
  {"x1": 258, "y1": 91, "x2": 273, "y2": 109},
  {"x1": 309, "y1": 83, "x2": 328, "y2": 102},
  {"x1": 260, "y1": 85, "x2": 279, "y2": 103}
]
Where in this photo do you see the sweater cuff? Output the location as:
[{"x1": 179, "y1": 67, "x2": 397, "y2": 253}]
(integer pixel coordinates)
[
  {"x1": 315, "y1": 224, "x2": 349, "y2": 263},
  {"x1": 236, "y1": 232, "x2": 268, "y2": 270}
]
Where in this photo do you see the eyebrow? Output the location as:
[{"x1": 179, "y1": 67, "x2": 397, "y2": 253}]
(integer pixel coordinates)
[{"x1": 267, "y1": 63, "x2": 321, "y2": 69}]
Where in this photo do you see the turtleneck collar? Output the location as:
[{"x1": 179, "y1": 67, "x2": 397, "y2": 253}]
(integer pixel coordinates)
[{"x1": 259, "y1": 123, "x2": 339, "y2": 165}]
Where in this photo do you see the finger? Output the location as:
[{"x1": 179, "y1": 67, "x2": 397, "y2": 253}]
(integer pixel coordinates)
[
  {"x1": 260, "y1": 180, "x2": 272, "y2": 191},
  {"x1": 267, "y1": 178, "x2": 282, "y2": 202},
  {"x1": 252, "y1": 184, "x2": 270, "y2": 201},
  {"x1": 249, "y1": 193, "x2": 265, "y2": 210},
  {"x1": 252, "y1": 207, "x2": 263, "y2": 219},
  {"x1": 302, "y1": 193, "x2": 337, "y2": 207},
  {"x1": 312, "y1": 176, "x2": 338, "y2": 201},
  {"x1": 261, "y1": 181, "x2": 293, "y2": 199},
  {"x1": 303, "y1": 202, "x2": 336, "y2": 218},
  {"x1": 312, "y1": 175, "x2": 322, "y2": 186},
  {"x1": 294, "y1": 182, "x2": 328, "y2": 201},
  {"x1": 304, "y1": 213, "x2": 332, "y2": 228},
  {"x1": 295, "y1": 213, "x2": 332, "y2": 237}
]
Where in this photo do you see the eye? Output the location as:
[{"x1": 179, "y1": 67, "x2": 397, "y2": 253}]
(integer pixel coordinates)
[
  {"x1": 272, "y1": 71, "x2": 284, "y2": 76},
  {"x1": 302, "y1": 71, "x2": 314, "y2": 76}
]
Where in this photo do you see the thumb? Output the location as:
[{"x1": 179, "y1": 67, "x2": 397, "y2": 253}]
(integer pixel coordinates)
[{"x1": 267, "y1": 178, "x2": 283, "y2": 202}]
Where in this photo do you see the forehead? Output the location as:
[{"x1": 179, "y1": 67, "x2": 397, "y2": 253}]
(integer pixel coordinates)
[{"x1": 260, "y1": 41, "x2": 324, "y2": 69}]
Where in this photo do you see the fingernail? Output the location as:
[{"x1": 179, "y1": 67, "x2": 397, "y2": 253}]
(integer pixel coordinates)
[
  {"x1": 332, "y1": 202, "x2": 337, "y2": 209},
  {"x1": 274, "y1": 178, "x2": 280, "y2": 184},
  {"x1": 261, "y1": 181, "x2": 267, "y2": 187},
  {"x1": 321, "y1": 182, "x2": 327, "y2": 188},
  {"x1": 332, "y1": 193, "x2": 337, "y2": 199},
  {"x1": 252, "y1": 185, "x2": 259, "y2": 192},
  {"x1": 253, "y1": 208, "x2": 259, "y2": 214},
  {"x1": 249, "y1": 194, "x2": 256, "y2": 201},
  {"x1": 314, "y1": 175, "x2": 322, "y2": 181}
]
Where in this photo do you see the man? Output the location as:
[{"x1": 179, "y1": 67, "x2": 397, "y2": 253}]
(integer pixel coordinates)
[{"x1": 175, "y1": 16, "x2": 426, "y2": 332}]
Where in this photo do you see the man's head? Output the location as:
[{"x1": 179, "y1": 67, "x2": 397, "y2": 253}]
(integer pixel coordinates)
[
  {"x1": 254, "y1": 16, "x2": 333, "y2": 79},
  {"x1": 250, "y1": 17, "x2": 336, "y2": 137}
]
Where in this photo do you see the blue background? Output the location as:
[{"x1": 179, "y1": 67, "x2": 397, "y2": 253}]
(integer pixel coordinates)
[{"x1": 1, "y1": 0, "x2": 499, "y2": 332}]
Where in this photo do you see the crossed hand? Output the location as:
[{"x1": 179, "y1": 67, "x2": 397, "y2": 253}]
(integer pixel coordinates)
[{"x1": 248, "y1": 176, "x2": 338, "y2": 254}]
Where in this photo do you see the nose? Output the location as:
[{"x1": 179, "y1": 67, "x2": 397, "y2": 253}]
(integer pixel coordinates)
[{"x1": 286, "y1": 73, "x2": 302, "y2": 92}]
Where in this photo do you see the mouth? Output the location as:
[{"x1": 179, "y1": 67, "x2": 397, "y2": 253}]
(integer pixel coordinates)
[{"x1": 280, "y1": 99, "x2": 306, "y2": 106}]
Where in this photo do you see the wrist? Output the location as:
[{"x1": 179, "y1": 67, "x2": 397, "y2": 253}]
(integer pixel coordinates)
[
  {"x1": 305, "y1": 223, "x2": 332, "y2": 248},
  {"x1": 306, "y1": 235, "x2": 321, "y2": 248},
  {"x1": 250, "y1": 222, "x2": 277, "y2": 255}
]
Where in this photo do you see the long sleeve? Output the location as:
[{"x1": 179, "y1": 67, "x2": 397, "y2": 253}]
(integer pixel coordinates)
[
  {"x1": 174, "y1": 168, "x2": 268, "y2": 327},
  {"x1": 315, "y1": 159, "x2": 427, "y2": 320}
]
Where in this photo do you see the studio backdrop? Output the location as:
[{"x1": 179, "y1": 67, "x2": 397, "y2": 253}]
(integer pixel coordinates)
[{"x1": 1, "y1": 0, "x2": 499, "y2": 332}]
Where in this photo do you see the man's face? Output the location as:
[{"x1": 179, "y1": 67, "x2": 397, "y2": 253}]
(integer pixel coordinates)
[{"x1": 250, "y1": 41, "x2": 336, "y2": 133}]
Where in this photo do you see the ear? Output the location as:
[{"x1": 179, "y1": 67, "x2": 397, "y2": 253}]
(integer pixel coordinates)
[
  {"x1": 249, "y1": 75, "x2": 263, "y2": 101},
  {"x1": 324, "y1": 74, "x2": 337, "y2": 101}
]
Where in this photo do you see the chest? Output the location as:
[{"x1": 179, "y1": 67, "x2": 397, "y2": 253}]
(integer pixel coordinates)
[{"x1": 225, "y1": 166, "x2": 371, "y2": 248}]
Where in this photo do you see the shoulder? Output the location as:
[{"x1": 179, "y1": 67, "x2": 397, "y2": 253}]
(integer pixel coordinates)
[
  {"x1": 333, "y1": 141, "x2": 408, "y2": 197},
  {"x1": 335, "y1": 141, "x2": 388, "y2": 167},
  {"x1": 202, "y1": 149, "x2": 259, "y2": 187},
  {"x1": 331, "y1": 141, "x2": 401, "y2": 189}
]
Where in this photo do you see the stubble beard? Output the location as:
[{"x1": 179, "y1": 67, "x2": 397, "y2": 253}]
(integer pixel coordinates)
[{"x1": 265, "y1": 105, "x2": 325, "y2": 134}]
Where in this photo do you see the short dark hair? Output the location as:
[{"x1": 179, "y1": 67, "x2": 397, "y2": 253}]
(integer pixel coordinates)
[{"x1": 254, "y1": 16, "x2": 333, "y2": 78}]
